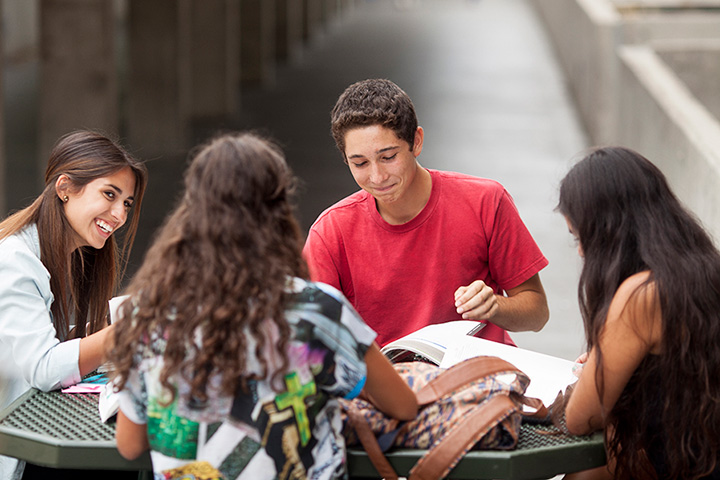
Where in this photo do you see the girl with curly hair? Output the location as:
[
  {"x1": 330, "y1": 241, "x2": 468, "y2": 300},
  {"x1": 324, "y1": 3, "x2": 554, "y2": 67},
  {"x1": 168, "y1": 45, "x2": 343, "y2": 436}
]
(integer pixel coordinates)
[
  {"x1": 0, "y1": 130, "x2": 147, "y2": 480},
  {"x1": 109, "y1": 132, "x2": 417, "y2": 480},
  {"x1": 559, "y1": 147, "x2": 720, "y2": 479}
]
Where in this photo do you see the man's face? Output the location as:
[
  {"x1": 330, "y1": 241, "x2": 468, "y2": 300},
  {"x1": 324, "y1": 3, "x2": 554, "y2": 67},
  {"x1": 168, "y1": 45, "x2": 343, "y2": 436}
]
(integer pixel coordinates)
[{"x1": 344, "y1": 125, "x2": 423, "y2": 207}]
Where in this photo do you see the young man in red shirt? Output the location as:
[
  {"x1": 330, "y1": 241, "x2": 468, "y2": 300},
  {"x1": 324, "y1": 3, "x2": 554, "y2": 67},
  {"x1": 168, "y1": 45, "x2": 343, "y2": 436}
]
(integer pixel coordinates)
[{"x1": 303, "y1": 79, "x2": 549, "y2": 346}]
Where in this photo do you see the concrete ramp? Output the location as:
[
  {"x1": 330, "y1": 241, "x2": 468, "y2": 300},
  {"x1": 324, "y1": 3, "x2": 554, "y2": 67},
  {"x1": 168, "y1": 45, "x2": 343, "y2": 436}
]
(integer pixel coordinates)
[
  {"x1": 532, "y1": 0, "x2": 720, "y2": 144},
  {"x1": 618, "y1": 41, "x2": 720, "y2": 242}
]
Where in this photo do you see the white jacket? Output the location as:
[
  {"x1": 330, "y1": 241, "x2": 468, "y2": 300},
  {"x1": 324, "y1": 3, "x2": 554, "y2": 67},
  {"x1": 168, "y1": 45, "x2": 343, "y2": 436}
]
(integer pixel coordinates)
[{"x1": 0, "y1": 224, "x2": 81, "y2": 480}]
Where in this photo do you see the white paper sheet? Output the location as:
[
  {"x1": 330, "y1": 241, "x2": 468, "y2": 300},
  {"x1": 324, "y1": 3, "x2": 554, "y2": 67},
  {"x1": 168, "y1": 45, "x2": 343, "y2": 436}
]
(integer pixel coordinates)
[
  {"x1": 440, "y1": 335, "x2": 577, "y2": 407},
  {"x1": 108, "y1": 294, "x2": 130, "y2": 324}
]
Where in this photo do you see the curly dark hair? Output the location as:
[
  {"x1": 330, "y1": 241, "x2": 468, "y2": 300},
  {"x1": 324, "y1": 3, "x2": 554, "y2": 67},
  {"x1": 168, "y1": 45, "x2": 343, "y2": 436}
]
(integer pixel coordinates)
[
  {"x1": 330, "y1": 78, "x2": 418, "y2": 161},
  {"x1": 558, "y1": 146, "x2": 720, "y2": 479},
  {"x1": 108, "y1": 132, "x2": 308, "y2": 403}
]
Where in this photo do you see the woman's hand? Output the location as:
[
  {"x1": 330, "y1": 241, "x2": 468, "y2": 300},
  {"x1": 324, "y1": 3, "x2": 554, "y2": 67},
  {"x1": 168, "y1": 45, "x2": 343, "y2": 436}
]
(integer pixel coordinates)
[
  {"x1": 78, "y1": 323, "x2": 115, "y2": 377},
  {"x1": 572, "y1": 352, "x2": 588, "y2": 378}
]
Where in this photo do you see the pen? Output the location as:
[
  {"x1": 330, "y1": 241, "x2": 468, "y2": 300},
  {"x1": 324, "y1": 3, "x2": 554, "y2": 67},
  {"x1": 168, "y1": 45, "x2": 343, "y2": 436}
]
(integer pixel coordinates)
[{"x1": 466, "y1": 322, "x2": 487, "y2": 337}]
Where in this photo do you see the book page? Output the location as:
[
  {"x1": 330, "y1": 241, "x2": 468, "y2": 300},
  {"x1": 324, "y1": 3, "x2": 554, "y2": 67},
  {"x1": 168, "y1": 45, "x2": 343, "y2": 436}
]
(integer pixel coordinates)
[
  {"x1": 440, "y1": 336, "x2": 577, "y2": 407},
  {"x1": 108, "y1": 295, "x2": 130, "y2": 324},
  {"x1": 380, "y1": 320, "x2": 484, "y2": 364}
]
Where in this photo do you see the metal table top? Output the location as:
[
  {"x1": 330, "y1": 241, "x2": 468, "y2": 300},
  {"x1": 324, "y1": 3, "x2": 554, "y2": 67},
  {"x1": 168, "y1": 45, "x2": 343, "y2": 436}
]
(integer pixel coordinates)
[{"x1": 0, "y1": 389, "x2": 605, "y2": 479}]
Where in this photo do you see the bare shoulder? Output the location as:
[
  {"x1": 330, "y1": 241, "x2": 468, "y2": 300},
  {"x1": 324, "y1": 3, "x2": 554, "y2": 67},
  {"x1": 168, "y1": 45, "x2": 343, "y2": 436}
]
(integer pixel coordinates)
[{"x1": 608, "y1": 271, "x2": 662, "y2": 351}]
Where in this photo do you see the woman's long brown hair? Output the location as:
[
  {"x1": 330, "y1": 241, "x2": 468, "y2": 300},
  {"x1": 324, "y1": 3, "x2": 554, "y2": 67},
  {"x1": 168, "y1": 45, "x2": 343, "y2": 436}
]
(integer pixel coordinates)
[
  {"x1": 558, "y1": 147, "x2": 720, "y2": 479},
  {"x1": 109, "y1": 132, "x2": 308, "y2": 403},
  {"x1": 0, "y1": 130, "x2": 147, "y2": 340}
]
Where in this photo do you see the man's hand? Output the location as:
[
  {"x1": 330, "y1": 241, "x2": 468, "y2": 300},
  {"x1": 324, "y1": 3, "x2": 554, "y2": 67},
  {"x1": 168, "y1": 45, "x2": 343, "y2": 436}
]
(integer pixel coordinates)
[
  {"x1": 454, "y1": 280, "x2": 498, "y2": 320},
  {"x1": 453, "y1": 274, "x2": 549, "y2": 332}
]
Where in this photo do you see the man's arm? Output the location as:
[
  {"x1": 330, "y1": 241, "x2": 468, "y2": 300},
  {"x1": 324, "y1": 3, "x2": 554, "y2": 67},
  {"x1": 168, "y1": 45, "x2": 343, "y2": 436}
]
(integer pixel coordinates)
[{"x1": 454, "y1": 273, "x2": 548, "y2": 332}]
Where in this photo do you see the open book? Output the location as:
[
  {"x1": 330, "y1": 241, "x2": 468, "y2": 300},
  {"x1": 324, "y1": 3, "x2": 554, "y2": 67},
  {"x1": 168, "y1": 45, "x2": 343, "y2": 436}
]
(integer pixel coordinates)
[
  {"x1": 381, "y1": 321, "x2": 578, "y2": 407},
  {"x1": 380, "y1": 320, "x2": 482, "y2": 365}
]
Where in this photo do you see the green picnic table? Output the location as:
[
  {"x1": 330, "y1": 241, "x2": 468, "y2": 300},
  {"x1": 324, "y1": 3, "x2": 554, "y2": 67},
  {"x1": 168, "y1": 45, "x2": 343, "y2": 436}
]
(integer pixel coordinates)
[{"x1": 0, "y1": 389, "x2": 605, "y2": 479}]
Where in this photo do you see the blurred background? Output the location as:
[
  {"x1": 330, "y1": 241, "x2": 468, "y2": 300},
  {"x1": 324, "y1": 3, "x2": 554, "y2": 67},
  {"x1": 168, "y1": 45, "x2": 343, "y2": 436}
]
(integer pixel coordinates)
[{"x1": 2, "y1": 0, "x2": 720, "y2": 361}]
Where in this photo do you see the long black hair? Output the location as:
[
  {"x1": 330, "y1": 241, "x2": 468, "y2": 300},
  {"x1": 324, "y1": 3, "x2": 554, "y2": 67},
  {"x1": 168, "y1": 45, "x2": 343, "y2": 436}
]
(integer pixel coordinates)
[{"x1": 558, "y1": 146, "x2": 720, "y2": 479}]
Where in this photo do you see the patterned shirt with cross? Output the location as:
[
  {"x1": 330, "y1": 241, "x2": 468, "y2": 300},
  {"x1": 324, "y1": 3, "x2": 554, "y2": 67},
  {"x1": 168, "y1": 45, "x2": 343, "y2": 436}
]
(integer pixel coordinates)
[{"x1": 117, "y1": 279, "x2": 376, "y2": 480}]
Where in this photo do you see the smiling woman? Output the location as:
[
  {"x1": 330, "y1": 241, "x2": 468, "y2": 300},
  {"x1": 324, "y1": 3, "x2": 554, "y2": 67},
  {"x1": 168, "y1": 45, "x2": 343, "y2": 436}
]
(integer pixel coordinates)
[
  {"x1": 0, "y1": 131, "x2": 147, "y2": 480},
  {"x1": 59, "y1": 167, "x2": 137, "y2": 251}
]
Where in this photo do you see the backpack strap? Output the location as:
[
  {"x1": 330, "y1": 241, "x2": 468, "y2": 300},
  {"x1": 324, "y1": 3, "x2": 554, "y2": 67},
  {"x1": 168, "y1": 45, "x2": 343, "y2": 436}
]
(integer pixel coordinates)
[
  {"x1": 346, "y1": 401, "x2": 400, "y2": 480},
  {"x1": 408, "y1": 394, "x2": 518, "y2": 480},
  {"x1": 415, "y1": 356, "x2": 524, "y2": 405},
  {"x1": 521, "y1": 394, "x2": 549, "y2": 418}
]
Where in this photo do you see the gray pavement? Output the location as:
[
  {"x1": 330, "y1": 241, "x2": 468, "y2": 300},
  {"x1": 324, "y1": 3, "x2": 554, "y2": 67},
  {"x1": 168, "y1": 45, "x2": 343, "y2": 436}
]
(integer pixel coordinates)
[{"x1": 235, "y1": 0, "x2": 589, "y2": 360}]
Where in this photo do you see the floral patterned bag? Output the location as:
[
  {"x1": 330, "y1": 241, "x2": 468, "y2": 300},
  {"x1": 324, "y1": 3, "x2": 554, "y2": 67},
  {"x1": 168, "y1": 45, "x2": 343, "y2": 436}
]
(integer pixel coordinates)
[{"x1": 340, "y1": 356, "x2": 546, "y2": 480}]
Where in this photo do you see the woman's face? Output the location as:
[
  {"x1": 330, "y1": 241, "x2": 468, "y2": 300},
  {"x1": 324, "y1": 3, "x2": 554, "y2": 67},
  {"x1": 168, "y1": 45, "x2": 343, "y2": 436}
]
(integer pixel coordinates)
[
  {"x1": 60, "y1": 166, "x2": 137, "y2": 251},
  {"x1": 565, "y1": 216, "x2": 584, "y2": 258}
]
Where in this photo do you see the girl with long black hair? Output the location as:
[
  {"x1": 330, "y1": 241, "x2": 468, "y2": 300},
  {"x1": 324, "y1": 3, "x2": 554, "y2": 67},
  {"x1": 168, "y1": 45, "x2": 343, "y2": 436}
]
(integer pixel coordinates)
[{"x1": 559, "y1": 146, "x2": 720, "y2": 479}]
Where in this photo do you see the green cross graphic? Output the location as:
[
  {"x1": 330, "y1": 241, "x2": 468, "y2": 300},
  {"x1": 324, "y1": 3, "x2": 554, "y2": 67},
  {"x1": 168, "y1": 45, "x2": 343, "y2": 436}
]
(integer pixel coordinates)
[{"x1": 275, "y1": 371, "x2": 317, "y2": 446}]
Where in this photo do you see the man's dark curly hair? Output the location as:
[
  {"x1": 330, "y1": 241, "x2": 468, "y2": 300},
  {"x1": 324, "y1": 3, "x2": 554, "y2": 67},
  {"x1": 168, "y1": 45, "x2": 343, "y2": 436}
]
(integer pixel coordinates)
[{"x1": 330, "y1": 79, "x2": 418, "y2": 162}]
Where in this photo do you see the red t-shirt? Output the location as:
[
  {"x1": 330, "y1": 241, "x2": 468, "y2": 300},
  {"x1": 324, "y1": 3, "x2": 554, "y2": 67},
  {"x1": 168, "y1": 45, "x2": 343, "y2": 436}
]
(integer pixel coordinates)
[{"x1": 303, "y1": 169, "x2": 548, "y2": 346}]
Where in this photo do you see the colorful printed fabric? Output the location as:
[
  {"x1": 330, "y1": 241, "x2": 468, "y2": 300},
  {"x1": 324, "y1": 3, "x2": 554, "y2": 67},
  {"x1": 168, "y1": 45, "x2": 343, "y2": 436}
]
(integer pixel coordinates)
[{"x1": 117, "y1": 279, "x2": 376, "y2": 480}]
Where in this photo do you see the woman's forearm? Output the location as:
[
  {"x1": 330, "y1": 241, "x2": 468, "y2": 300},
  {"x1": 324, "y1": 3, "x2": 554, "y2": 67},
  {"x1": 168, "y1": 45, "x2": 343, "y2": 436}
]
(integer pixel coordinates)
[{"x1": 78, "y1": 324, "x2": 115, "y2": 376}]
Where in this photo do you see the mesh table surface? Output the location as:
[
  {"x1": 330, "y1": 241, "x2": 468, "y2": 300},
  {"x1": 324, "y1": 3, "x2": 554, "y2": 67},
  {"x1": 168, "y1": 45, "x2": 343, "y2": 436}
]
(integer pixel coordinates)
[
  {"x1": 0, "y1": 389, "x2": 605, "y2": 478},
  {"x1": 1, "y1": 390, "x2": 115, "y2": 442},
  {"x1": 0, "y1": 389, "x2": 150, "y2": 470}
]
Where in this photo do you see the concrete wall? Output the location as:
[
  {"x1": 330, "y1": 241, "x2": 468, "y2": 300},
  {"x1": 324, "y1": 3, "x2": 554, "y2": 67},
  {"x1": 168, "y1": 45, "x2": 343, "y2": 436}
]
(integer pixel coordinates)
[
  {"x1": 39, "y1": 0, "x2": 118, "y2": 161},
  {"x1": 126, "y1": 0, "x2": 187, "y2": 156},
  {"x1": 532, "y1": 0, "x2": 720, "y2": 144},
  {"x1": 276, "y1": 0, "x2": 304, "y2": 62},
  {"x1": 2, "y1": 0, "x2": 38, "y2": 62},
  {"x1": 240, "y1": 0, "x2": 276, "y2": 86},
  {"x1": 2, "y1": 0, "x2": 38, "y2": 215},
  {"x1": 656, "y1": 40, "x2": 720, "y2": 121},
  {"x1": 616, "y1": 42, "x2": 720, "y2": 241},
  {"x1": 303, "y1": 0, "x2": 323, "y2": 40},
  {"x1": 183, "y1": 0, "x2": 240, "y2": 121}
]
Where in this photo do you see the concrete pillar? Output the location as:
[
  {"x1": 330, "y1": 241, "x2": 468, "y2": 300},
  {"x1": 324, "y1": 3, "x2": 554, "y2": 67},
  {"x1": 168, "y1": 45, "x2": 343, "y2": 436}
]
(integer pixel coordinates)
[
  {"x1": 126, "y1": 0, "x2": 187, "y2": 157},
  {"x1": 39, "y1": 0, "x2": 118, "y2": 162},
  {"x1": 339, "y1": 0, "x2": 355, "y2": 15},
  {"x1": 182, "y1": 0, "x2": 240, "y2": 121},
  {"x1": 276, "y1": 0, "x2": 304, "y2": 62},
  {"x1": 240, "y1": 0, "x2": 276, "y2": 87},
  {"x1": 323, "y1": 0, "x2": 338, "y2": 24},
  {"x1": 303, "y1": 0, "x2": 322, "y2": 41}
]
